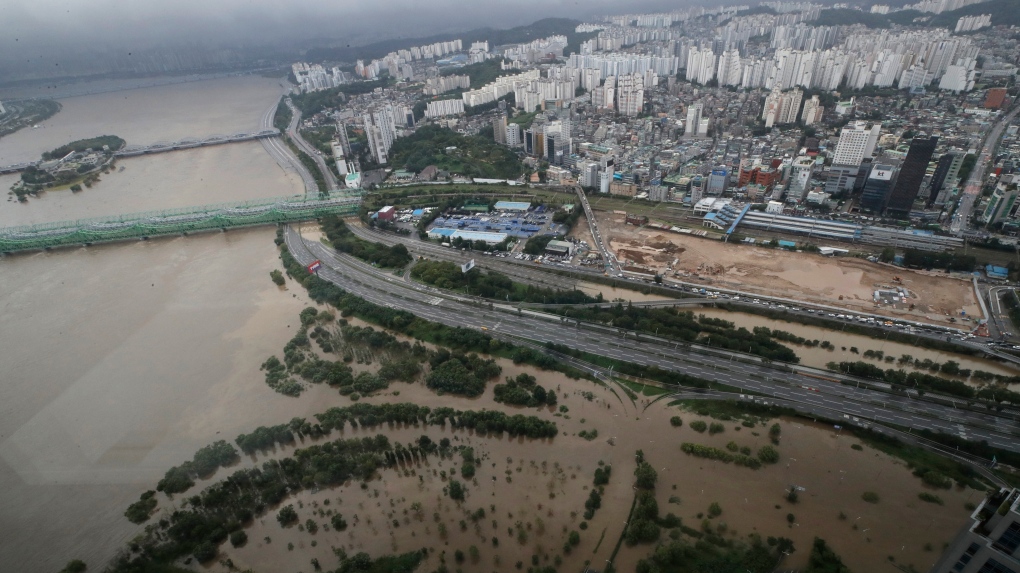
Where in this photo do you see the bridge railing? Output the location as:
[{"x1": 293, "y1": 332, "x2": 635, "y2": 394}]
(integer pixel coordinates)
[{"x1": 0, "y1": 191, "x2": 363, "y2": 253}]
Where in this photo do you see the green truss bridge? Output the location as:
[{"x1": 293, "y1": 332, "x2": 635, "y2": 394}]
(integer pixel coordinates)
[{"x1": 0, "y1": 192, "x2": 361, "y2": 254}]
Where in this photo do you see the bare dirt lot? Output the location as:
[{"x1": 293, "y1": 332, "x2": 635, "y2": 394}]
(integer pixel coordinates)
[{"x1": 596, "y1": 211, "x2": 981, "y2": 326}]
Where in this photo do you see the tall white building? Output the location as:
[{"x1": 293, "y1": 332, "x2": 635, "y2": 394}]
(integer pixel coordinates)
[
  {"x1": 616, "y1": 74, "x2": 645, "y2": 116},
  {"x1": 717, "y1": 50, "x2": 742, "y2": 87},
  {"x1": 592, "y1": 76, "x2": 616, "y2": 111},
  {"x1": 831, "y1": 121, "x2": 881, "y2": 167},
  {"x1": 425, "y1": 99, "x2": 465, "y2": 118},
  {"x1": 939, "y1": 60, "x2": 976, "y2": 92},
  {"x1": 762, "y1": 88, "x2": 802, "y2": 127},
  {"x1": 800, "y1": 95, "x2": 823, "y2": 125},
  {"x1": 788, "y1": 156, "x2": 816, "y2": 200},
  {"x1": 685, "y1": 103, "x2": 703, "y2": 137},
  {"x1": 363, "y1": 108, "x2": 397, "y2": 165},
  {"x1": 506, "y1": 124, "x2": 522, "y2": 147},
  {"x1": 686, "y1": 48, "x2": 716, "y2": 85}
]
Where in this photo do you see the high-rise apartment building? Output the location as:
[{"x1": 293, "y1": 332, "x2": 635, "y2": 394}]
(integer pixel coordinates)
[
  {"x1": 762, "y1": 88, "x2": 803, "y2": 127},
  {"x1": 363, "y1": 106, "x2": 399, "y2": 165},
  {"x1": 616, "y1": 74, "x2": 644, "y2": 117},
  {"x1": 800, "y1": 95, "x2": 823, "y2": 125},
  {"x1": 983, "y1": 183, "x2": 1020, "y2": 226},
  {"x1": 493, "y1": 115, "x2": 508, "y2": 145},
  {"x1": 931, "y1": 487, "x2": 1020, "y2": 573},
  {"x1": 505, "y1": 124, "x2": 522, "y2": 147},
  {"x1": 885, "y1": 135, "x2": 938, "y2": 217},
  {"x1": 685, "y1": 103, "x2": 703, "y2": 137}
]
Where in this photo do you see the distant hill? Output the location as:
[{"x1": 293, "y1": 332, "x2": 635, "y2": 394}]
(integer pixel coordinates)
[
  {"x1": 305, "y1": 18, "x2": 581, "y2": 64},
  {"x1": 928, "y1": 0, "x2": 1020, "y2": 28},
  {"x1": 814, "y1": 8, "x2": 925, "y2": 28}
]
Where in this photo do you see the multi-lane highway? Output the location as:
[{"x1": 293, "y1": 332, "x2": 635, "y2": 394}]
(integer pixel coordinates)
[
  {"x1": 345, "y1": 220, "x2": 1020, "y2": 366},
  {"x1": 951, "y1": 105, "x2": 1020, "y2": 234},
  {"x1": 285, "y1": 98, "x2": 340, "y2": 190},
  {"x1": 286, "y1": 226, "x2": 1020, "y2": 453},
  {"x1": 257, "y1": 91, "x2": 319, "y2": 195}
]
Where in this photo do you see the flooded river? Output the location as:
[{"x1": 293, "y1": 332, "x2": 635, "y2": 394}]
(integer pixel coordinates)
[
  {"x1": 0, "y1": 75, "x2": 988, "y2": 573},
  {"x1": 0, "y1": 76, "x2": 307, "y2": 571}
]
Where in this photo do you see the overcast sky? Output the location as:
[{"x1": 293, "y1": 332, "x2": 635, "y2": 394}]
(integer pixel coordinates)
[{"x1": 2, "y1": 0, "x2": 715, "y2": 47}]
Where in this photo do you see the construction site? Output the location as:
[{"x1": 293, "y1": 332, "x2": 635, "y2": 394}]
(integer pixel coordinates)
[{"x1": 594, "y1": 210, "x2": 983, "y2": 327}]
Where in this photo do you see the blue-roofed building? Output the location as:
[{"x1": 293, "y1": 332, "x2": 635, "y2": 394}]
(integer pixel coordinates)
[
  {"x1": 427, "y1": 228, "x2": 457, "y2": 239},
  {"x1": 987, "y1": 265, "x2": 1009, "y2": 280},
  {"x1": 494, "y1": 201, "x2": 531, "y2": 211}
]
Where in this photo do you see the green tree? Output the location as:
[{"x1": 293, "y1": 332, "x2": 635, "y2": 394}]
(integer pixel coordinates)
[{"x1": 634, "y1": 462, "x2": 658, "y2": 489}]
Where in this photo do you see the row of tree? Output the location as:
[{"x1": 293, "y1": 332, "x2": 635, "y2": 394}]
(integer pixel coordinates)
[
  {"x1": 411, "y1": 259, "x2": 598, "y2": 304},
  {"x1": 322, "y1": 216, "x2": 413, "y2": 268}
]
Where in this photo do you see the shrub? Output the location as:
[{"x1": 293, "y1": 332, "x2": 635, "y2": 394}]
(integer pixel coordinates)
[
  {"x1": 669, "y1": 416, "x2": 683, "y2": 427},
  {"x1": 689, "y1": 420, "x2": 707, "y2": 433},
  {"x1": 708, "y1": 502, "x2": 722, "y2": 517},
  {"x1": 230, "y1": 530, "x2": 247, "y2": 547},
  {"x1": 277, "y1": 505, "x2": 298, "y2": 526},
  {"x1": 708, "y1": 423, "x2": 725, "y2": 435},
  {"x1": 757, "y1": 445, "x2": 780, "y2": 464},
  {"x1": 918, "y1": 492, "x2": 944, "y2": 505},
  {"x1": 862, "y1": 492, "x2": 880, "y2": 504}
]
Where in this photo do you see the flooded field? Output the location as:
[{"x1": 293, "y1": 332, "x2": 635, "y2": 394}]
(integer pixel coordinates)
[{"x1": 172, "y1": 356, "x2": 976, "y2": 573}]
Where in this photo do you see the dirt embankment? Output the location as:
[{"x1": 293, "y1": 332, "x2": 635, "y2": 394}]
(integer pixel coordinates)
[{"x1": 596, "y1": 211, "x2": 981, "y2": 327}]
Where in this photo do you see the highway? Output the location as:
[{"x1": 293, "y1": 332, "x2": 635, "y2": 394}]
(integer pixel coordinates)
[
  {"x1": 343, "y1": 220, "x2": 1020, "y2": 366},
  {"x1": 285, "y1": 98, "x2": 340, "y2": 190},
  {"x1": 951, "y1": 105, "x2": 1020, "y2": 234},
  {"x1": 285, "y1": 225, "x2": 1020, "y2": 454},
  {"x1": 346, "y1": 221, "x2": 582, "y2": 290},
  {"x1": 257, "y1": 92, "x2": 319, "y2": 195},
  {"x1": 573, "y1": 185, "x2": 620, "y2": 274}
]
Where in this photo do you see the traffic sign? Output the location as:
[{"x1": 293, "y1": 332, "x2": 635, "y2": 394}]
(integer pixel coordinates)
[{"x1": 307, "y1": 260, "x2": 322, "y2": 273}]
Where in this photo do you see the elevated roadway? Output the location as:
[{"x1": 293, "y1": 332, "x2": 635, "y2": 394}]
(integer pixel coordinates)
[
  {"x1": 285, "y1": 226, "x2": 1020, "y2": 453},
  {"x1": 285, "y1": 98, "x2": 340, "y2": 190},
  {"x1": 257, "y1": 93, "x2": 319, "y2": 195}
]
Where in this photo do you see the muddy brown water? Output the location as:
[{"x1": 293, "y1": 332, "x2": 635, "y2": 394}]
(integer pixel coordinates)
[{"x1": 181, "y1": 362, "x2": 975, "y2": 573}]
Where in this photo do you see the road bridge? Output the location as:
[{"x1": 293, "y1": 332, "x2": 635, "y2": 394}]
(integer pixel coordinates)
[
  {"x1": 0, "y1": 130, "x2": 282, "y2": 174},
  {"x1": 0, "y1": 191, "x2": 361, "y2": 254}
]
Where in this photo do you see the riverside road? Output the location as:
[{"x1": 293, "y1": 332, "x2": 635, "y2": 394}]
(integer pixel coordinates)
[{"x1": 285, "y1": 226, "x2": 1020, "y2": 453}]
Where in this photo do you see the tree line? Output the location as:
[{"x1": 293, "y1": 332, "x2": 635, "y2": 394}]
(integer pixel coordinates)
[
  {"x1": 322, "y1": 215, "x2": 413, "y2": 268},
  {"x1": 552, "y1": 305, "x2": 800, "y2": 363},
  {"x1": 411, "y1": 259, "x2": 598, "y2": 305}
]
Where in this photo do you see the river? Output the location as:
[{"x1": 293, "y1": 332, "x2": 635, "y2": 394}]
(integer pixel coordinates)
[
  {"x1": 0, "y1": 76, "x2": 314, "y2": 572},
  {"x1": 0, "y1": 75, "x2": 990, "y2": 573}
]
